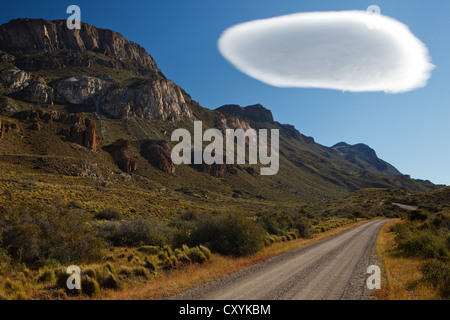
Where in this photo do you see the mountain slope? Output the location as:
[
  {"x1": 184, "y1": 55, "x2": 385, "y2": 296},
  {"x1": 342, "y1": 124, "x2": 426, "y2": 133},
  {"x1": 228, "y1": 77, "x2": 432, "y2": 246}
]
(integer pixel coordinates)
[{"x1": 0, "y1": 18, "x2": 441, "y2": 214}]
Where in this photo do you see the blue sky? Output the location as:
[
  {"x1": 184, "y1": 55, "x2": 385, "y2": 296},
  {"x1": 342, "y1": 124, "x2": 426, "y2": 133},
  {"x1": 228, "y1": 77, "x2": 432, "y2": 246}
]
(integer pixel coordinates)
[{"x1": 2, "y1": 0, "x2": 450, "y2": 185}]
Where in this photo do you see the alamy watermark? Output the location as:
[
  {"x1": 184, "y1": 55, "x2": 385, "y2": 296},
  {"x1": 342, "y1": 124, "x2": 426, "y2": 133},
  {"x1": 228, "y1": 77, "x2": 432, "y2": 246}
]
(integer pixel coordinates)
[
  {"x1": 66, "y1": 265, "x2": 81, "y2": 290},
  {"x1": 366, "y1": 265, "x2": 381, "y2": 290},
  {"x1": 66, "y1": 5, "x2": 81, "y2": 30},
  {"x1": 366, "y1": 5, "x2": 382, "y2": 30},
  {"x1": 171, "y1": 121, "x2": 279, "y2": 175}
]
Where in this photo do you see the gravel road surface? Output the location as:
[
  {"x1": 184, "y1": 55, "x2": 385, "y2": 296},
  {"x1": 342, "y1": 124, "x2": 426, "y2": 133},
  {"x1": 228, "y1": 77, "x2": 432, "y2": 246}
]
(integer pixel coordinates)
[{"x1": 173, "y1": 220, "x2": 388, "y2": 300}]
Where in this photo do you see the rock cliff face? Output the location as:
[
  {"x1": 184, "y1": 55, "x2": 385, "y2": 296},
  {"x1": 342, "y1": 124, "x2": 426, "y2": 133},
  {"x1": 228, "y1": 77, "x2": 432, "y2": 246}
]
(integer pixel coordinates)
[
  {"x1": 0, "y1": 18, "x2": 160, "y2": 74},
  {"x1": 105, "y1": 138, "x2": 137, "y2": 173},
  {"x1": 15, "y1": 109, "x2": 100, "y2": 152},
  {"x1": 62, "y1": 114, "x2": 100, "y2": 152},
  {"x1": 13, "y1": 82, "x2": 54, "y2": 105},
  {"x1": 216, "y1": 114, "x2": 251, "y2": 132},
  {"x1": 141, "y1": 140, "x2": 176, "y2": 174},
  {"x1": 332, "y1": 142, "x2": 400, "y2": 176},
  {"x1": 0, "y1": 66, "x2": 32, "y2": 89},
  {"x1": 53, "y1": 75, "x2": 112, "y2": 104},
  {"x1": 0, "y1": 18, "x2": 195, "y2": 122},
  {"x1": 216, "y1": 104, "x2": 274, "y2": 123},
  {"x1": 97, "y1": 79, "x2": 193, "y2": 121}
]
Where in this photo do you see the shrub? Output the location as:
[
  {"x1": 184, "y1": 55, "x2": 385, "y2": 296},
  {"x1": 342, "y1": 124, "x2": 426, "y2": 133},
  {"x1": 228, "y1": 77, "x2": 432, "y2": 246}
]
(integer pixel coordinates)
[
  {"x1": 187, "y1": 247, "x2": 207, "y2": 264},
  {"x1": 101, "y1": 273, "x2": 122, "y2": 290},
  {"x1": 104, "y1": 263, "x2": 117, "y2": 275},
  {"x1": 174, "y1": 248, "x2": 191, "y2": 264},
  {"x1": 294, "y1": 217, "x2": 312, "y2": 239},
  {"x1": 170, "y1": 225, "x2": 191, "y2": 249},
  {"x1": 118, "y1": 267, "x2": 132, "y2": 277},
  {"x1": 81, "y1": 275, "x2": 100, "y2": 297},
  {"x1": 157, "y1": 251, "x2": 168, "y2": 261},
  {"x1": 257, "y1": 212, "x2": 312, "y2": 239},
  {"x1": 132, "y1": 267, "x2": 149, "y2": 279},
  {"x1": 162, "y1": 245, "x2": 173, "y2": 257},
  {"x1": 408, "y1": 210, "x2": 428, "y2": 222},
  {"x1": 55, "y1": 268, "x2": 80, "y2": 295},
  {"x1": 138, "y1": 246, "x2": 160, "y2": 255},
  {"x1": 199, "y1": 245, "x2": 212, "y2": 260},
  {"x1": 94, "y1": 208, "x2": 122, "y2": 221},
  {"x1": 55, "y1": 268, "x2": 69, "y2": 290},
  {"x1": 144, "y1": 256, "x2": 158, "y2": 272},
  {"x1": 190, "y1": 213, "x2": 266, "y2": 256},
  {"x1": 83, "y1": 268, "x2": 96, "y2": 279},
  {"x1": 394, "y1": 223, "x2": 448, "y2": 260},
  {"x1": 160, "y1": 255, "x2": 175, "y2": 270},
  {"x1": 38, "y1": 268, "x2": 56, "y2": 283},
  {"x1": 170, "y1": 256, "x2": 178, "y2": 267},
  {"x1": 0, "y1": 206, "x2": 103, "y2": 265},
  {"x1": 421, "y1": 259, "x2": 450, "y2": 298},
  {"x1": 93, "y1": 217, "x2": 169, "y2": 247}
]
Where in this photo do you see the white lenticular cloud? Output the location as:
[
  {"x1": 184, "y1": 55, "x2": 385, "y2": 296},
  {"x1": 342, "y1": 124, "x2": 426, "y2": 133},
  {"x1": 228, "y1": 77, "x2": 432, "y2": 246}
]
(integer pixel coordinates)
[{"x1": 218, "y1": 11, "x2": 434, "y2": 93}]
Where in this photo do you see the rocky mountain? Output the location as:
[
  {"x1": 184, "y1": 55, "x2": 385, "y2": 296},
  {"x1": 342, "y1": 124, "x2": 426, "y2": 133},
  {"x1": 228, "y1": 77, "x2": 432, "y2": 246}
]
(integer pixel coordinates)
[
  {"x1": 0, "y1": 18, "x2": 161, "y2": 77},
  {"x1": 332, "y1": 142, "x2": 401, "y2": 176},
  {"x1": 0, "y1": 18, "x2": 442, "y2": 204}
]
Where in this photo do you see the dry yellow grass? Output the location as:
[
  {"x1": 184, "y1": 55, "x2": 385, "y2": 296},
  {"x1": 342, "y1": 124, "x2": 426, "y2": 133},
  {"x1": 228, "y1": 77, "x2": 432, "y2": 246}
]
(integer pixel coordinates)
[
  {"x1": 102, "y1": 219, "x2": 368, "y2": 300},
  {"x1": 375, "y1": 220, "x2": 438, "y2": 300}
]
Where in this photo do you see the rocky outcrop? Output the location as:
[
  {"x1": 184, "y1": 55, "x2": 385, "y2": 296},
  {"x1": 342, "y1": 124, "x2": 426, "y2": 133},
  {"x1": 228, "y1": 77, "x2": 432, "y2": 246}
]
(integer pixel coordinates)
[
  {"x1": 0, "y1": 97, "x2": 18, "y2": 113},
  {"x1": 53, "y1": 75, "x2": 112, "y2": 104},
  {"x1": 332, "y1": 142, "x2": 400, "y2": 176},
  {"x1": 216, "y1": 114, "x2": 251, "y2": 132},
  {"x1": 216, "y1": 104, "x2": 274, "y2": 123},
  {"x1": 0, "y1": 66, "x2": 32, "y2": 89},
  {"x1": 0, "y1": 18, "x2": 161, "y2": 75},
  {"x1": 12, "y1": 82, "x2": 54, "y2": 104},
  {"x1": 0, "y1": 116, "x2": 20, "y2": 140},
  {"x1": 196, "y1": 162, "x2": 238, "y2": 178},
  {"x1": 105, "y1": 138, "x2": 137, "y2": 173},
  {"x1": 97, "y1": 79, "x2": 193, "y2": 121},
  {"x1": 16, "y1": 109, "x2": 60, "y2": 123},
  {"x1": 141, "y1": 140, "x2": 176, "y2": 174},
  {"x1": 65, "y1": 116, "x2": 100, "y2": 152},
  {"x1": 0, "y1": 19, "x2": 194, "y2": 122}
]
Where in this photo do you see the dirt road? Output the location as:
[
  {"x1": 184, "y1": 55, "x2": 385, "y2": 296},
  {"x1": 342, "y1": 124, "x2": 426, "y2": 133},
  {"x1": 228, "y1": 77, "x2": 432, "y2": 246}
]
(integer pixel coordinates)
[{"x1": 174, "y1": 220, "x2": 388, "y2": 300}]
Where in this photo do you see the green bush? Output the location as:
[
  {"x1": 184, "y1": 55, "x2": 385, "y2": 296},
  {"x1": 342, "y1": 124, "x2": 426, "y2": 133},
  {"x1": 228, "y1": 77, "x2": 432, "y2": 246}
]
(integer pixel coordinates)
[
  {"x1": 118, "y1": 267, "x2": 132, "y2": 277},
  {"x1": 94, "y1": 208, "x2": 122, "y2": 221},
  {"x1": 257, "y1": 212, "x2": 312, "y2": 239},
  {"x1": 38, "y1": 268, "x2": 55, "y2": 283},
  {"x1": 101, "y1": 273, "x2": 122, "y2": 290},
  {"x1": 421, "y1": 259, "x2": 450, "y2": 298},
  {"x1": 187, "y1": 246, "x2": 207, "y2": 264},
  {"x1": 81, "y1": 275, "x2": 100, "y2": 297},
  {"x1": 190, "y1": 213, "x2": 266, "y2": 256},
  {"x1": 174, "y1": 248, "x2": 191, "y2": 264},
  {"x1": 138, "y1": 246, "x2": 160, "y2": 255},
  {"x1": 199, "y1": 245, "x2": 211, "y2": 260},
  {"x1": 162, "y1": 245, "x2": 173, "y2": 257},
  {"x1": 93, "y1": 217, "x2": 169, "y2": 247},
  {"x1": 132, "y1": 267, "x2": 149, "y2": 279},
  {"x1": 144, "y1": 256, "x2": 158, "y2": 271},
  {"x1": 0, "y1": 205, "x2": 103, "y2": 265},
  {"x1": 83, "y1": 268, "x2": 96, "y2": 279},
  {"x1": 408, "y1": 210, "x2": 428, "y2": 222},
  {"x1": 394, "y1": 223, "x2": 448, "y2": 260}
]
